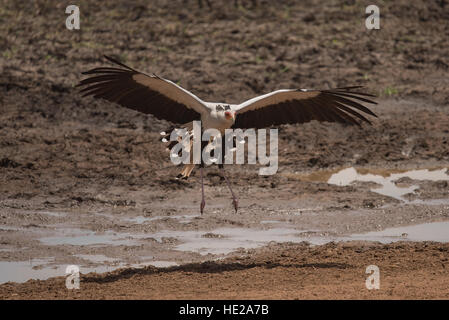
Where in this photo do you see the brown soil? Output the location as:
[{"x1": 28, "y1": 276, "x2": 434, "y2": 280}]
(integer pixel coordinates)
[
  {"x1": 1, "y1": 242, "x2": 448, "y2": 299},
  {"x1": 1, "y1": 0, "x2": 449, "y2": 299}
]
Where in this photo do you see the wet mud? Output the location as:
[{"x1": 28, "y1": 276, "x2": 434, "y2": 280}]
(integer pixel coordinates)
[{"x1": 1, "y1": 0, "x2": 449, "y2": 299}]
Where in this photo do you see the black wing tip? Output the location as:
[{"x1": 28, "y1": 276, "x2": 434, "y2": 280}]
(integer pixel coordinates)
[
  {"x1": 331, "y1": 87, "x2": 377, "y2": 97},
  {"x1": 80, "y1": 69, "x2": 98, "y2": 75},
  {"x1": 103, "y1": 55, "x2": 122, "y2": 66},
  {"x1": 335, "y1": 85, "x2": 364, "y2": 90},
  {"x1": 359, "y1": 117, "x2": 373, "y2": 125},
  {"x1": 103, "y1": 54, "x2": 119, "y2": 64},
  {"x1": 320, "y1": 88, "x2": 379, "y2": 121},
  {"x1": 103, "y1": 54, "x2": 137, "y2": 72},
  {"x1": 78, "y1": 55, "x2": 135, "y2": 87}
]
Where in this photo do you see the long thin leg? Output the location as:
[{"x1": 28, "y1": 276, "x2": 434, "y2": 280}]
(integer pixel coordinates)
[
  {"x1": 200, "y1": 166, "x2": 205, "y2": 214},
  {"x1": 199, "y1": 137, "x2": 208, "y2": 214},
  {"x1": 221, "y1": 167, "x2": 238, "y2": 213}
]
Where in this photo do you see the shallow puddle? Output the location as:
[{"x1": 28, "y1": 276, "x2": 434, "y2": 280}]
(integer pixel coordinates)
[
  {"x1": 0, "y1": 255, "x2": 178, "y2": 284},
  {"x1": 151, "y1": 227, "x2": 311, "y2": 255},
  {"x1": 143, "y1": 260, "x2": 179, "y2": 268},
  {"x1": 2, "y1": 167, "x2": 448, "y2": 284},
  {"x1": 0, "y1": 258, "x2": 62, "y2": 284},
  {"x1": 125, "y1": 214, "x2": 198, "y2": 224},
  {"x1": 302, "y1": 167, "x2": 449, "y2": 201},
  {"x1": 149, "y1": 221, "x2": 449, "y2": 256},
  {"x1": 3, "y1": 219, "x2": 449, "y2": 284},
  {"x1": 39, "y1": 211, "x2": 67, "y2": 217},
  {"x1": 347, "y1": 221, "x2": 449, "y2": 243},
  {"x1": 75, "y1": 254, "x2": 119, "y2": 264},
  {"x1": 260, "y1": 220, "x2": 284, "y2": 224},
  {"x1": 0, "y1": 259, "x2": 127, "y2": 284},
  {"x1": 39, "y1": 228, "x2": 145, "y2": 246}
]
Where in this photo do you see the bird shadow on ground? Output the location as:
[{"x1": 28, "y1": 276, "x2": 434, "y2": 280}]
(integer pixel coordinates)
[{"x1": 82, "y1": 260, "x2": 353, "y2": 284}]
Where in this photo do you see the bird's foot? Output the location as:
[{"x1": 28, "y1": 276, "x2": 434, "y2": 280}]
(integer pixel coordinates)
[
  {"x1": 232, "y1": 198, "x2": 238, "y2": 213},
  {"x1": 200, "y1": 199, "x2": 205, "y2": 215}
]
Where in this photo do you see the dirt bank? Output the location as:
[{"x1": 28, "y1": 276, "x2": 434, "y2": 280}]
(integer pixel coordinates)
[{"x1": 1, "y1": 242, "x2": 448, "y2": 299}]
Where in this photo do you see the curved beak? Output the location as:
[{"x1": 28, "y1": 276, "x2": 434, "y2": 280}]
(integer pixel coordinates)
[{"x1": 225, "y1": 111, "x2": 235, "y2": 121}]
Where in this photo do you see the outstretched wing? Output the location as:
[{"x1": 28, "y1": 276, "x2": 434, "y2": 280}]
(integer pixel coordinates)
[
  {"x1": 77, "y1": 55, "x2": 210, "y2": 124},
  {"x1": 232, "y1": 87, "x2": 377, "y2": 129}
]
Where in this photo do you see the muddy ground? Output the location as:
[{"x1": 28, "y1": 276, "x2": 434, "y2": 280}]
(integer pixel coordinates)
[
  {"x1": 0, "y1": 0, "x2": 449, "y2": 299},
  {"x1": 1, "y1": 242, "x2": 449, "y2": 300}
]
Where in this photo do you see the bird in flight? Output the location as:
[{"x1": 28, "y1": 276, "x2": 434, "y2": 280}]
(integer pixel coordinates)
[{"x1": 77, "y1": 55, "x2": 377, "y2": 214}]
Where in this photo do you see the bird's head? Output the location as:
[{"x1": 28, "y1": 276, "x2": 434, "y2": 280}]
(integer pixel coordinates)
[
  {"x1": 224, "y1": 110, "x2": 235, "y2": 121},
  {"x1": 216, "y1": 105, "x2": 235, "y2": 122}
]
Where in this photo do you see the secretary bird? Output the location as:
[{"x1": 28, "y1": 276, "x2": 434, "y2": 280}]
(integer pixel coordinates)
[{"x1": 77, "y1": 55, "x2": 377, "y2": 214}]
